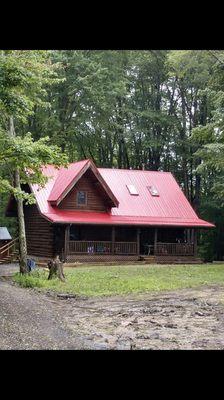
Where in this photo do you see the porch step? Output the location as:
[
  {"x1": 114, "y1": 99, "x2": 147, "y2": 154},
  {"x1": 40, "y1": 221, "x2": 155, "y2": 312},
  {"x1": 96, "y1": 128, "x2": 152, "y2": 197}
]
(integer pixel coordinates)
[
  {"x1": 0, "y1": 251, "x2": 19, "y2": 264},
  {"x1": 155, "y1": 256, "x2": 203, "y2": 264},
  {"x1": 64, "y1": 260, "x2": 147, "y2": 267},
  {"x1": 141, "y1": 255, "x2": 156, "y2": 264}
]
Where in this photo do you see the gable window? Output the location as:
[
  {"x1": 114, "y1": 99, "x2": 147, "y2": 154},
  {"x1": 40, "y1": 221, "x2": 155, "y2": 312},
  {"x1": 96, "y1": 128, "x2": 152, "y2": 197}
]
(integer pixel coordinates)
[{"x1": 77, "y1": 191, "x2": 87, "y2": 206}]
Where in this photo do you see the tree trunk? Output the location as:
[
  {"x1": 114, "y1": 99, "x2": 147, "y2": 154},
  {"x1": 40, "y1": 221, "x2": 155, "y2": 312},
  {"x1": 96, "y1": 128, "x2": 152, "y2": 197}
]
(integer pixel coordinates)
[
  {"x1": 9, "y1": 117, "x2": 28, "y2": 274},
  {"x1": 48, "y1": 257, "x2": 65, "y2": 282},
  {"x1": 192, "y1": 94, "x2": 207, "y2": 211},
  {"x1": 14, "y1": 170, "x2": 28, "y2": 273},
  {"x1": 180, "y1": 86, "x2": 189, "y2": 199}
]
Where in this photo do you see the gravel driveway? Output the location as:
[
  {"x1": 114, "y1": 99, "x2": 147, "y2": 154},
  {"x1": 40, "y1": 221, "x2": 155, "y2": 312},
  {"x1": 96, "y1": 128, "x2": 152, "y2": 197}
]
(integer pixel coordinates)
[
  {"x1": 0, "y1": 263, "x2": 96, "y2": 350},
  {"x1": 0, "y1": 279, "x2": 96, "y2": 350},
  {"x1": 1, "y1": 263, "x2": 224, "y2": 350}
]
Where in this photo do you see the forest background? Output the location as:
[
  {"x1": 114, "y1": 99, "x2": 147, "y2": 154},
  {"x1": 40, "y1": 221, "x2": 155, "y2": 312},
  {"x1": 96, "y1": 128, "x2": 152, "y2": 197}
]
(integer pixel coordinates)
[{"x1": 1, "y1": 50, "x2": 224, "y2": 261}]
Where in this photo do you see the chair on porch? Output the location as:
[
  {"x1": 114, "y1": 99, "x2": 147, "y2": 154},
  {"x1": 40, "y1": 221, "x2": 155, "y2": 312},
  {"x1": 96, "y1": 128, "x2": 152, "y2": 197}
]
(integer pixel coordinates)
[
  {"x1": 87, "y1": 245, "x2": 94, "y2": 254},
  {"x1": 96, "y1": 244, "x2": 104, "y2": 253},
  {"x1": 143, "y1": 244, "x2": 153, "y2": 255}
]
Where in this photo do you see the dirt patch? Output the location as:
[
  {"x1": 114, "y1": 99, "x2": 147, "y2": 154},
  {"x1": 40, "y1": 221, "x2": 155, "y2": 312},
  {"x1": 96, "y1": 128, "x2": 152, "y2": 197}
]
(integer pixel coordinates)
[
  {"x1": 57, "y1": 285, "x2": 224, "y2": 349},
  {"x1": 1, "y1": 277, "x2": 224, "y2": 349}
]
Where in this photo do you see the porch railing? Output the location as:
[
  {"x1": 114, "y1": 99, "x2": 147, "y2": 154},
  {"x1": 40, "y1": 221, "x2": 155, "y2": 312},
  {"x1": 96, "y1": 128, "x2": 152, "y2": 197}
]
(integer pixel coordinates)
[
  {"x1": 67, "y1": 241, "x2": 194, "y2": 257},
  {"x1": 155, "y1": 242, "x2": 194, "y2": 256},
  {"x1": 0, "y1": 237, "x2": 19, "y2": 262},
  {"x1": 68, "y1": 241, "x2": 137, "y2": 255},
  {"x1": 114, "y1": 242, "x2": 137, "y2": 255}
]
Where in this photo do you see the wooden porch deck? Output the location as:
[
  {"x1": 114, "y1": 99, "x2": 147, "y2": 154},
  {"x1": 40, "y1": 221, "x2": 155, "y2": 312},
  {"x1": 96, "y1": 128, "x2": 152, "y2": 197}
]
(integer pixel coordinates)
[{"x1": 65, "y1": 240, "x2": 196, "y2": 263}]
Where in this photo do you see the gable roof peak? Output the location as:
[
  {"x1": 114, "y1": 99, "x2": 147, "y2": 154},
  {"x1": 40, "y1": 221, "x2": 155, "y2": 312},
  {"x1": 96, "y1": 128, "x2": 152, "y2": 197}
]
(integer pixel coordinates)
[{"x1": 48, "y1": 158, "x2": 119, "y2": 208}]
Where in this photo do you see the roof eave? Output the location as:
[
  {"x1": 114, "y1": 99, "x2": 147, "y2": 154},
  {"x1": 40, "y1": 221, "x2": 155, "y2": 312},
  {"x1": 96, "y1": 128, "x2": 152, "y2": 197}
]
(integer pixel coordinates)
[{"x1": 42, "y1": 212, "x2": 215, "y2": 228}]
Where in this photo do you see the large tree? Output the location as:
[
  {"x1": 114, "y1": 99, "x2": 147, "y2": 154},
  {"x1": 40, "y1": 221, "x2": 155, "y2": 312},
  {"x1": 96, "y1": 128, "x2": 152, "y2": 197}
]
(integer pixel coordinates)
[{"x1": 0, "y1": 50, "x2": 68, "y2": 273}]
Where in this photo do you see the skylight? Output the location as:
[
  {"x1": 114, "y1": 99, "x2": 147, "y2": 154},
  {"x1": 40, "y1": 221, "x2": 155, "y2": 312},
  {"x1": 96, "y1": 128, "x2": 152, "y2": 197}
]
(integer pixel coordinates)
[
  {"x1": 147, "y1": 185, "x2": 159, "y2": 196},
  {"x1": 126, "y1": 184, "x2": 139, "y2": 195}
]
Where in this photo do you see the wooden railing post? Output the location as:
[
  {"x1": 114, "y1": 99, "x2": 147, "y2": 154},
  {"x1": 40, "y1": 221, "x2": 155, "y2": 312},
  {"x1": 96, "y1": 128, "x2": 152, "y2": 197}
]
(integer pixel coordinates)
[
  {"x1": 111, "y1": 226, "x2": 115, "y2": 255},
  {"x1": 154, "y1": 228, "x2": 158, "y2": 255},
  {"x1": 194, "y1": 229, "x2": 197, "y2": 257},
  {"x1": 191, "y1": 229, "x2": 194, "y2": 244},
  {"x1": 137, "y1": 228, "x2": 140, "y2": 256},
  {"x1": 187, "y1": 229, "x2": 191, "y2": 244},
  {"x1": 64, "y1": 225, "x2": 70, "y2": 261}
]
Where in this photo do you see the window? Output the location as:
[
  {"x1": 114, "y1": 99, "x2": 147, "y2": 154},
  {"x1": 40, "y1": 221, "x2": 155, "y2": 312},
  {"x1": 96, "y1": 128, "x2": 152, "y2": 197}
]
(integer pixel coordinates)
[
  {"x1": 126, "y1": 184, "x2": 139, "y2": 195},
  {"x1": 147, "y1": 185, "x2": 159, "y2": 196},
  {"x1": 77, "y1": 191, "x2": 87, "y2": 205}
]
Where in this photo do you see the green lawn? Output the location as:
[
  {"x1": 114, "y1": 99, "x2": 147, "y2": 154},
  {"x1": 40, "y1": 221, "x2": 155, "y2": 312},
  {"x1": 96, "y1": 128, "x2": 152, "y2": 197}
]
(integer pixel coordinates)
[{"x1": 13, "y1": 263, "x2": 224, "y2": 297}]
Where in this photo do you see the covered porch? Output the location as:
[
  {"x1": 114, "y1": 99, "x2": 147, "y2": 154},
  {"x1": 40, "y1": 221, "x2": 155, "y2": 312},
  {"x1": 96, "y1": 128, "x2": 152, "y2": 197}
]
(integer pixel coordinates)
[{"x1": 54, "y1": 224, "x2": 198, "y2": 262}]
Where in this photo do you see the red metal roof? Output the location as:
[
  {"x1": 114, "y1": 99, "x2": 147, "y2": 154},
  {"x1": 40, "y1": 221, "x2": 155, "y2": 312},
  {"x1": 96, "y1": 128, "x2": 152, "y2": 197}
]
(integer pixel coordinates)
[{"x1": 30, "y1": 162, "x2": 215, "y2": 228}]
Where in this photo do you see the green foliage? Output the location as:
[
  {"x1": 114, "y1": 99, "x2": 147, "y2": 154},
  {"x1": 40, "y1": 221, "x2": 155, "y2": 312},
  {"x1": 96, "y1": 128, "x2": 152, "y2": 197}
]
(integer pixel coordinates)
[
  {"x1": 0, "y1": 50, "x2": 63, "y2": 125},
  {"x1": 198, "y1": 198, "x2": 224, "y2": 261},
  {"x1": 191, "y1": 61, "x2": 224, "y2": 203},
  {"x1": 198, "y1": 230, "x2": 215, "y2": 262},
  {"x1": 13, "y1": 264, "x2": 224, "y2": 297},
  {"x1": 0, "y1": 131, "x2": 68, "y2": 202},
  {"x1": 0, "y1": 50, "x2": 68, "y2": 206},
  {"x1": 13, "y1": 269, "x2": 48, "y2": 288},
  {"x1": 167, "y1": 50, "x2": 213, "y2": 87},
  {"x1": 1, "y1": 50, "x2": 224, "y2": 260}
]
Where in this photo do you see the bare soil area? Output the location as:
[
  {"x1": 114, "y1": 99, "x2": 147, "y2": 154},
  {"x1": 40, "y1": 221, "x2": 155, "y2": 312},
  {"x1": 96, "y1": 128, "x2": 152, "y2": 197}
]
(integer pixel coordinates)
[
  {"x1": 1, "y1": 266, "x2": 224, "y2": 349},
  {"x1": 58, "y1": 285, "x2": 224, "y2": 350}
]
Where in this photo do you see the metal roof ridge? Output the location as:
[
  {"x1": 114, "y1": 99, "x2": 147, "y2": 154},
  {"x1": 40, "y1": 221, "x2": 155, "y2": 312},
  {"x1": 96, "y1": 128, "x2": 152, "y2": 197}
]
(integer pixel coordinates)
[{"x1": 98, "y1": 167, "x2": 172, "y2": 173}]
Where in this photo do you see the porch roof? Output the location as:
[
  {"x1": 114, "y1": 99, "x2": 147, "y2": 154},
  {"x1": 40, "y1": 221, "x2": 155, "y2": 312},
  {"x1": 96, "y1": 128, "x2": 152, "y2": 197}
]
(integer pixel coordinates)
[{"x1": 42, "y1": 210, "x2": 214, "y2": 228}]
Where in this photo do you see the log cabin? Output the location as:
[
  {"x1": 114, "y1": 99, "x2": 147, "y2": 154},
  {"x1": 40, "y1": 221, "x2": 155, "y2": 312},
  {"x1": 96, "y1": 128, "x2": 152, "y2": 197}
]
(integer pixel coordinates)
[{"x1": 6, "y1": 159, "x2": 215, "y2": 264}]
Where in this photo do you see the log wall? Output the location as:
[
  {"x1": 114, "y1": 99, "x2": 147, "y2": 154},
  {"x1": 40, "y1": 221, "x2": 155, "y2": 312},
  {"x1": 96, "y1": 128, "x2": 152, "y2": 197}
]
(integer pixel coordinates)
[{"x1": 24, "y1": 204, "x2": 54, "y2": 258}]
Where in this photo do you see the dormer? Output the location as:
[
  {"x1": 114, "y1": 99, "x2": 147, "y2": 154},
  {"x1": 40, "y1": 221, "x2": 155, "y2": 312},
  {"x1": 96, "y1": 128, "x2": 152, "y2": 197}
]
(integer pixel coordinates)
[{"x1": 48, "y1": 159, "x2": 119, "y2": 212}]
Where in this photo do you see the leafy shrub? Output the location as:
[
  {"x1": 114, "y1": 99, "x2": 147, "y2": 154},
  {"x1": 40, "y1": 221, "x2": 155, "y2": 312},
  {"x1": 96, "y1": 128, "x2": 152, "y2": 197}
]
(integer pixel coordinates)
[{"x1": 13, "y1": 268, "x2": 48, "y2": 288}]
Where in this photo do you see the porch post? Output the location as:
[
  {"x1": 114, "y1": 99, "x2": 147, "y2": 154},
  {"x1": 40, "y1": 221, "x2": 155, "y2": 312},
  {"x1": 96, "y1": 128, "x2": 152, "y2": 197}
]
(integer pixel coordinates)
[
  {"x1": 64, "y1": 225, "x2": 70, "y2": 262},
  {"x1": 194, "y1": 229, "x2": 197, "y2": 257},
  {"x1": 111, "y1": 226, "x2": 115, "y2": 254},
  {"x1": 154, "y1": 228, "x2": 158, "y2": 255},
  {"x1": 137, "y1": 228, "x2": 140, "y2": 256},
  {"x1": 191, "y1": 229, "x2": 194, "y2": 243},
  {"x1": 187, "y1": 228, "x2": 191, "y2": 243}
]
